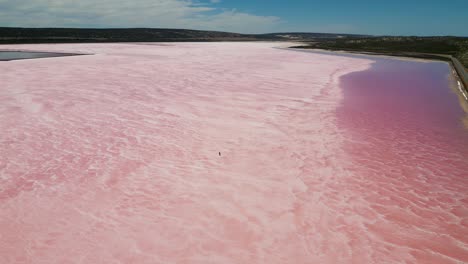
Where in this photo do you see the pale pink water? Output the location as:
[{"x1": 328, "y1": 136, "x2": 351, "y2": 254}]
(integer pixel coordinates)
[{"x1": 0, "y1": 43, "x2": 467, "y2": 263}]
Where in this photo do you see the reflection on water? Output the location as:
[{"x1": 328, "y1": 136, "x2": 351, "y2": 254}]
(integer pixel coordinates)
[{"x1": 0, "y1": 51, "x2": 79, "y2": 61}]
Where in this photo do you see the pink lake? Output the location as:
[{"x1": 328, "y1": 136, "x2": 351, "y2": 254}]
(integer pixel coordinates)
[{"x1": 0, "y1": 43, "x2": 467, "y2": 263}]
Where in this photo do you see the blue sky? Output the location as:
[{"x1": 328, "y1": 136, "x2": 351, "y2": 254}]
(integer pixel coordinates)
[
  {"x1": 0, "y1": 0, "x2": 467, "y2": 36},
  {"x1": 218, "y1": 0, "x2": 468, "y2": 36}
]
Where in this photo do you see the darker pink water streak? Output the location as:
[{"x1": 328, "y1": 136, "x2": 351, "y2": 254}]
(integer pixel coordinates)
[{"x1": 337, "y1": 58, "x2": 468, "y2": 263}]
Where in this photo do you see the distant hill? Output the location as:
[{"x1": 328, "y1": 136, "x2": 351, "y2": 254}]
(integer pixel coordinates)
[
  {"x1": 0, "y1": 27, "x2": 257, "y2": 43},
  {"x1": 4, "y1": 27, "x2": 464, "y2": 69},
  {"x1": 0, "y1": 27, "x2": 365, "y2": 44}
]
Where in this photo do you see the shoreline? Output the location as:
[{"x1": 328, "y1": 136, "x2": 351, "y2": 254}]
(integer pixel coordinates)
[
  {"x1": 284, "y1": 45, "x2": 468, "y2": 129},
  {"x1": 0, "y1": 50, "x2": 85, "y2": 61},
  {"x1": 287, "y1": 47, "x2": 468, "y2": 103}
]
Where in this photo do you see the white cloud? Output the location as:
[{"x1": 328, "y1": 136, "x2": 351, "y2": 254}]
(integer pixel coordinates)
[{"x1": 0, "y1": 0, "x2": 280, "y2": 33}]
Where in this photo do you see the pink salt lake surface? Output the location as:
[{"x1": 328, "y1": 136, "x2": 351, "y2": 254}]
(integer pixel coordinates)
[{"x1": 0, "y1": 43, "x2": 467, "y2": 263}]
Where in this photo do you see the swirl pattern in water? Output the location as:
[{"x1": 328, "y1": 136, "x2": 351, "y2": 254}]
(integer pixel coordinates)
[{"x1": 0, "y1": 43, "x2": 467, "y2": 263}]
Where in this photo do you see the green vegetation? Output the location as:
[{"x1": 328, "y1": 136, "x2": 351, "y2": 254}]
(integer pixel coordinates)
[
  {"x1": 293, "y1": 36, "x2": 468, "y2": 68},
  {"x1": 0, "y1": 27, "x2": 261, "y2": 43},
  {"x1": 0, "y1": 27, "x2": 362, "y2": 44},
  {"x1": 1, "y1": 27, "x2": 466, "y2": 68}
]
